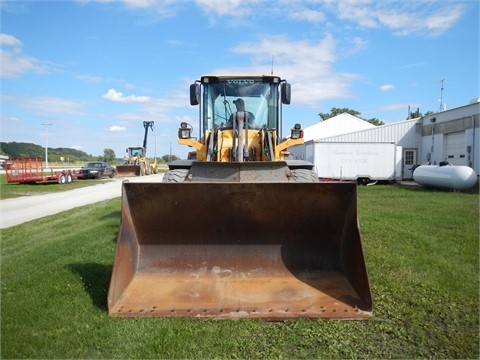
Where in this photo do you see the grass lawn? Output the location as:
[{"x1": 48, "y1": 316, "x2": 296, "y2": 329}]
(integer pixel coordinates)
[{"x1": 1, "y1": 185, "x2": 478, "y2": 359}]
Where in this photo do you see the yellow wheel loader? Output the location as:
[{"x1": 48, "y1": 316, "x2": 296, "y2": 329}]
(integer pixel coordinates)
[
  {"x1": 116, "y1": 121, "x2": 155, "y2": 177},
  {"x1": 108, "y1": 75, "x2": 372, "y2": 320}
]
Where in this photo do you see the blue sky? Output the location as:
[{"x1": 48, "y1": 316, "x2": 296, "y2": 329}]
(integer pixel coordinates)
[{"x1": 1, "y1": 0, "x2": 478, "y2": 159}]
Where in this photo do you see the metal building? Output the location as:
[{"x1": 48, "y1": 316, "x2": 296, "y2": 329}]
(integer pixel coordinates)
[
  {"x1": 418, "y1": 100, "x2": 479, "y2": 174},
  {"x1": 302, "y1": 113, "x2": 375, "y2": 142},
  {"x1": 292, "y1": 100, "x2": 479, "y2": 181}
]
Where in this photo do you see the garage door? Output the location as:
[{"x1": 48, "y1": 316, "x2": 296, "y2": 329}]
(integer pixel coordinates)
[{"x1": 445, "y1": 131, "x2": 467, "y2": 165}]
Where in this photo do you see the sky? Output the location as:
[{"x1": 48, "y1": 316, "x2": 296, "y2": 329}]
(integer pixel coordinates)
[{"x1": 1, "y1": 0, "x2": 479, "y2": 160}]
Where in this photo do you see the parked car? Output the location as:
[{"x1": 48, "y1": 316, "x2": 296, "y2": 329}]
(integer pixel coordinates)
[{"x1": 80, "y1": 161, "x2": 116, "y2": 179}]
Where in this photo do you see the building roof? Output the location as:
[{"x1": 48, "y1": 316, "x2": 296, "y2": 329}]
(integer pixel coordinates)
[{"x1": 303, "y1": 113, "x2": 375, "y2": 142}]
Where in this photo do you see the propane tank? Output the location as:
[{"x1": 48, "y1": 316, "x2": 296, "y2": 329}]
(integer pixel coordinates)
[{"x1": 413, "y1": 164, "x2": 478, "y2": 190}]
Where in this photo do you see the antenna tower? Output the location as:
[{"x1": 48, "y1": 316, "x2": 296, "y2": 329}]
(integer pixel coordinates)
[{"x1": 438, "y1": 78, "x2": 445, "y2": 112}]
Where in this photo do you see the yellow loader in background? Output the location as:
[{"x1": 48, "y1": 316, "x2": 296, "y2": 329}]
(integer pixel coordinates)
[
  {"x1": 116, "y1": 121, "x2": 157, "y2": 176},
  {"x1": 108, "y1": 75, "x2": 372, "y2": 319}
]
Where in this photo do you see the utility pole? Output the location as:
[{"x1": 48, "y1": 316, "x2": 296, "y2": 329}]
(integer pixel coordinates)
[
  {"x1": 41, "y1": 123, "x2": 52, "y2": 168},
  {"x1": 153, "y1": 124, "x2": 157, "y2": 165}
]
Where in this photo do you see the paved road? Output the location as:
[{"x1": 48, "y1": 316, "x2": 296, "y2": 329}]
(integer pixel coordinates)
[{"x1": 0, "y1": 174, "x2": 164, "y2": 229}]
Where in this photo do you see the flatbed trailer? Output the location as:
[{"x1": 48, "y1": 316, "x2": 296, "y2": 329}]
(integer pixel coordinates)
[{"x1": 4, "y1": 158, "x2": 81, "y2": 184}]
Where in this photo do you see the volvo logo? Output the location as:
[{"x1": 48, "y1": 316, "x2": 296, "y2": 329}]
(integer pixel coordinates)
[{"x1": 226, "y1": 79, "x2": 256, "y2": 84}]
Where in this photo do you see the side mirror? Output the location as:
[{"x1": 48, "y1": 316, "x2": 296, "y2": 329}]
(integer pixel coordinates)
[
  {"x1": 281, "y1": 82, "x2": 291, "y2": 105},
  {"x1": 190, "y1": 83, "x2": 200, "y2": 106}
]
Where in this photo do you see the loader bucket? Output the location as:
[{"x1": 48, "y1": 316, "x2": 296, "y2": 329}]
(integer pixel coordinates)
[
  {"x1": 116, "y1": 165, "x2": 141, "y2": 177},
  {"x1": 108, "y1": 181, "x2": 372, "y2": 319}
]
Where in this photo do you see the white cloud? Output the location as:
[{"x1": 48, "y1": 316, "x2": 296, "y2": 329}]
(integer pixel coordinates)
[
  {"x1": 215, "y1": 34, "x2": 359, "y2": 106},
  {"x1": 0, "y1": 33, "x2": 22, "y2": 47},
  {"x1": 102, "y1": 88, "x2": 151, "y2": 103},
  {"x1": 1, "y1": 114, "x2": 21, "y2": 122},
  {"x1": 379, "y1": 84, "x2": 394, "y2": 92},
  {"x1": 195, "y1": 0, "x2": 255, "y2": 17},
  {"x1": 422, "y1": 4, "x2": 465, "y2": 36},
  {"x1": 75, "y1": 74, "x2": 104, "y2": 83},
  {"x1": 87, "y1": 0, "x2": 465, "y2": 37},
  {"x1": 109, "y1": 125, "x2": 126, "y2": 132},
  {"x1": 381, "y1": 103, "x2": 414, "y2": 112},
  {"x1": 333, "y1": 1, "x2": 465, "y2": 36},
  {"x1": 0, "y1": 33, "x2": 49, "y2": 78},
  {"x1": 23, "y1": 96, "x2": 83, "y2": 115},
  {"x1": 289, "y1": 9, "x2": 326, "y2": 22}
]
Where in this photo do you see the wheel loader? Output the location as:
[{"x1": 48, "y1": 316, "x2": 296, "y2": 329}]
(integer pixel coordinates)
[
  {"x1": 108, "y1": 75, "x2": 372, "y2": 319},
  {"x1": 116, "y1": 121, "x2": 156, "y2": 176}
]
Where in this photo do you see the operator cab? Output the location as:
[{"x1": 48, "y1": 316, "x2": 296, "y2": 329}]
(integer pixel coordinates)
[{"x1": 190, "y1": 75, "x2": 291, "y2": 136}]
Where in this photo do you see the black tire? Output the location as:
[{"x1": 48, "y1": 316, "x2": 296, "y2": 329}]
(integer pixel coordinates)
[
  {"x1": 66, "y1": 172, "x2": 73, "y2": 183},
  {"x1": 58, "y1": 174, "x2": 66, "y2": 184},
  {"x1": 162, "y1": 169, "x2": 189, "y2": 183},
  {"x1": 290, "y1": 169, "x2": 319, "y2": 182},
  {"x1": 357, "y1": 178, "x2": 370, "y2": 186}
]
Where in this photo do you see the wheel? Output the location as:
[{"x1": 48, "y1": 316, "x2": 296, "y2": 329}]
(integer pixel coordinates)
[
  {"x1": 357, "y1": 178, "x2": 370, "y2": 186},
  {"x1": 58, "y1": 174, "x2": 66, "y2": 184},
  {"x1": 290, "y1": 169, "x2": 319, "y2": 182},
  {"x1": 109, "y1": 171, "x2": 115, "y2": 178},
  {"x1": 162, "y1": 169, "x2": 189, "y2": 183},
  {"x1": 66, "y1": 173, "x2": 73, "y2": 183}
]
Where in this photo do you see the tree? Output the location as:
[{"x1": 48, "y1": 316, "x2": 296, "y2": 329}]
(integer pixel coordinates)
[
  {"x1": 366, "y1": 118, "x2": 384, "y2": 126},
  {"x1": 102, "y1": 148, "x2": 116, "y2": 163},
  {"x1": 318, "y1": 107, "x2": 361, "y2": 121},
  {"x1": 161, "y1": 154, "x2": 180, "y2": 162},
  {"x1": 407, "y1": 108, "x2": 422, "y2": 119},
  {"x1": 318, "y1": 107, "x2": 385, "y2": 126}
]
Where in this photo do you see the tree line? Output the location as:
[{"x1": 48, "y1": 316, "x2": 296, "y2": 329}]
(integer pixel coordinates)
[
  {"x1": 0, "y1": 142, "x2": 95, "y2": 164},
  {"x1": 319, "y1": 107, "x2": 434, "y2": 124},
  {"x1": 0, "y1": 142, "x2": 180, "y2": 164}
]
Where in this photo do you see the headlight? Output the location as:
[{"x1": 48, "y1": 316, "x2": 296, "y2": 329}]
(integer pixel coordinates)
[
  {"x1": 178, "y1": 123, "x2": 192, "y2": 139},
  {"x1": 291, "y1": 124, "x2": 303, "y2": 139}
]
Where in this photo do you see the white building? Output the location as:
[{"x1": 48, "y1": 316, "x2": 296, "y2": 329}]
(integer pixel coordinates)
[
  {"x1": 292, "y1": 100, "x2": 479, "y2": 181},
  {"x1": 302, "y1": 113, "x2": 375, "y2": 142},
  {"x1": 418, "y1": 100, "x2": 479, "y2": 173}
]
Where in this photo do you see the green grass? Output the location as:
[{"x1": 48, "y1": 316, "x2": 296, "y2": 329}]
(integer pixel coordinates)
[
  {"x1": 1, "y1": 185, "x2": 478, "y2": 359},
  {"x1": 0, "y1": 174, "x2": 113, "y2": 199}
]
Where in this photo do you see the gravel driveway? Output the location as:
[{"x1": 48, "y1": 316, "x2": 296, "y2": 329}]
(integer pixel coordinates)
[{"x1": 0, "y1": 174, "x2": 164, "y2": 229}]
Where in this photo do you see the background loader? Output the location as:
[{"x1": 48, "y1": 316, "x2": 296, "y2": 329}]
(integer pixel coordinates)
[
  {"x1": 108, "y1": 75, "x2": 372, "y2": 319},
  {"x1": 116, "y1": 121, "x2": 157, "y2": 176}
]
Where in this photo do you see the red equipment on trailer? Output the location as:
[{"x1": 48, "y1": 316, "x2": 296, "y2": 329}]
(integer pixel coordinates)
[{"x1": 4, "y1": 158, "x2": 80, "y2": 184}]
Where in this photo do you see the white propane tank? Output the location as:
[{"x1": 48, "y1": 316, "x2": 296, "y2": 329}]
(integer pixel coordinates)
[{"x1": 413, "y1": 164, "x2": 478, "y2": 190}]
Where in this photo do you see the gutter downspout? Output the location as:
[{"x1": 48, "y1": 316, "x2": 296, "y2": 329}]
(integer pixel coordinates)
[{"x1": 471, "y1": 115, "x2": 476, "y2": 170}]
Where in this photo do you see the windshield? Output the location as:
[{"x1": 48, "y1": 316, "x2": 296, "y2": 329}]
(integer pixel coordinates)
[
  {"x1": 202, "y1": 77, "x2": 280, "y2": 132},
  {"x1": 85, "y1": 162, "x2": 101, "y2": 168}
]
